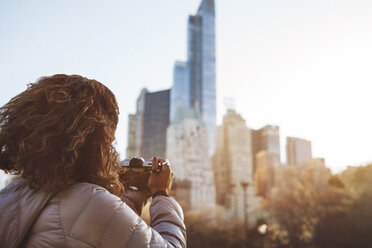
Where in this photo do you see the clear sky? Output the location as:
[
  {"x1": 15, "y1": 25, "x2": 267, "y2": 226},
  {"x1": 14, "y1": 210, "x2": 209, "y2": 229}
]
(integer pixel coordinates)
[{"x1": 1, "y1": 0, "x2": 371, "y2": 173}]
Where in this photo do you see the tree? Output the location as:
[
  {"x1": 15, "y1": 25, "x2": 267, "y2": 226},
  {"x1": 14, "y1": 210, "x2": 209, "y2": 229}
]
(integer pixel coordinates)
[
  {"x1": 314, "y1": 164, "x2": 372, "y2": 248},
  {"x1": 184, "y1": 210, "x2": 272, "y2": 248},
  {"x1": 265, "y1": 166, "x2": 352, "y2": 248},
  {"x1": 185, "y1": 211, "x2": 245, "y2": 248}
]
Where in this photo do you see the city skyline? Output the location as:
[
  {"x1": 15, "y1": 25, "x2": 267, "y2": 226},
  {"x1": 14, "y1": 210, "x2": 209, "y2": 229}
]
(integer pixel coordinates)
[{"x1": 1, "y1": 0, "x2": 372, "y2": 172}]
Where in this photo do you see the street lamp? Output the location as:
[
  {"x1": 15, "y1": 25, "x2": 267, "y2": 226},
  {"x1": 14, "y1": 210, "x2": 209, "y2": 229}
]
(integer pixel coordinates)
[
  {"x1": 229, "y1": 183, "x2": 237, "y2": 218},
  {"x1": 240, "y1": 181, "x2": 250, "y2": 241},
  {"x1": 257, "y1": 224, "x2": 268, "y2": 248}
]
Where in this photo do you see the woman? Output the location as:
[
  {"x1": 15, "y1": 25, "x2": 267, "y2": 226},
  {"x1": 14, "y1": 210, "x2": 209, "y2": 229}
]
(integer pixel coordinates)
[{"x1": 0, "y1": 74, "x2": 186, "y2": 248}]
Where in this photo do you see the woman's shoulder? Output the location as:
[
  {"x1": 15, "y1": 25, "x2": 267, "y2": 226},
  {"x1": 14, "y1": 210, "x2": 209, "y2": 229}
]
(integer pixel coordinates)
[
  {"x1": 51, "y1": 182, "x2": 140, "y2": 247},
  {"x1": 62, "y1": 182, "x2": 116, "y2": 200},
  {"x1": 58, "y1": 182, "x2": 126, "y2": 221}
]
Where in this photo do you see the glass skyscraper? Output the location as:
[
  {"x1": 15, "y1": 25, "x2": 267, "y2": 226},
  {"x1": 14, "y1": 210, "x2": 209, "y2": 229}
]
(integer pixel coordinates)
[
  {"x1": 127, "y1": 89, "x2": 170, "y2": 160},
  {"x1": 171, "y1": 0, "x2": 216, "y2": 155},
  {"x1": 128, "y1": 0, "x2": 216, "y2": 160},
  {"x1": 142, "y1": 89, "x2": 170, "y2": 159},
  {"x1": 170, "y1": 61, "x2": 189, "y2": 123}
]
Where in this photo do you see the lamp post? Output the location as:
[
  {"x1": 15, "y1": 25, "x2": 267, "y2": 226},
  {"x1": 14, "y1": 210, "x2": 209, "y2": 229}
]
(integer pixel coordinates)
[
  {"x1": 228, "y1": 183, "x2": 238, "y2": 219},
  {"x1": 257, "y1": 224, "x2": 268, "y2": 248},
  {"x1": 240, "y1": 181, "x2": 250, "y2": 241}
]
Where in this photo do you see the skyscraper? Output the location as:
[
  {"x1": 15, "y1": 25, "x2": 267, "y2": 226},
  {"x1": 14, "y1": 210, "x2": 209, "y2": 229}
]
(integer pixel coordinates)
[
  {"x1": 170, "y1": 61, "x2": 189, "y2": 123},
  {"x1": 188, "y1": 15, "x2": 203, "y2": 112},
  {"x1": 126, "y1": 89, "x2": 170, "y2": 159},
  {"x1": 193, "y1": 0, "x2": 216, "y2": 155},
  {"x1": 142, "y1": 89, "x2": 170, "y2": 159},
  {"x1": 167, "y1": 107, "x2": 215, "y2": 210},
  {"x1": 286, "y1": 137, "x2": 312, "y2": 166},
  {"x1": 126, "y1": 88, "x2": 147, "y2": 158},
  {"x1": 171, "y1": 0, "x2": 216, "y2": 155},
  {"x1": 251, "y1": 125, "x2": 281, "y2": 173},
  {"x1": 213, "y1": 109, "x2": 256, "y2": 220},
  {"x1": 125, "y1": 114, "x2": 137, "y2": 158}
]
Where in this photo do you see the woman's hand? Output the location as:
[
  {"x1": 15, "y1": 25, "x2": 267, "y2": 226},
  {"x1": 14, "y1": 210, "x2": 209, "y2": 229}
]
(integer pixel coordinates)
[{"x1": 148, "y1": 156, "x2": 174, "y2": 195}]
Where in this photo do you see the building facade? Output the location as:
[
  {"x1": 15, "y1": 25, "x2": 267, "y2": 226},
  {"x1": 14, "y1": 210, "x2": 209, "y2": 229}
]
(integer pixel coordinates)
[
  {"x1": 286, "y1": 137, "x2": 312, "y2": 166},
  {"x1": 142, "y1": 89, "x2": 170, "y2": 159},
  {"x1": 255, "y1": 151, "x2": 276, "y2": 197},
  {"x1": 126, "y1": 89, "x2": 147, "y2": 158},
  {"x1": 251, "y1": 125, "x2": 281, "y2": 173},
  {"x1": 170, "y1": 61, "x2": 190, "y2": 123},
  {"x1": 125, "y1": 114, "x2": 137, "y2": 158},
  {"x1": 166, "y1": 108, "x2": 215, "y2": 210},
  {"x1": 213, "y1": 109, "x2": 259, "y2": 221},
  {"x1": 171, "y1": 0, "x2": 216, "y2": 155},
  {"x1": 126, "y1": 88, "x2": 170, "y2": 159},
  {"x1": 193, "y1": 0, "x2": 216, "y2": 155}
]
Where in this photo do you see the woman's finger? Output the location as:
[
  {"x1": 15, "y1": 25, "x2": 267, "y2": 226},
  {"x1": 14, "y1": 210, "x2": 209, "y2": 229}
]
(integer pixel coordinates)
[{"x1": 152, "y1": 156, "x2": 158, "y2": 171}]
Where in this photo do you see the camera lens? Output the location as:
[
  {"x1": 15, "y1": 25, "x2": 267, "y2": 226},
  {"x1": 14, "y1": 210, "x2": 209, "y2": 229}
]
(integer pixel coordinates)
[{"x1": 129, "y1": 157, "x2": 145, "y2": 168}]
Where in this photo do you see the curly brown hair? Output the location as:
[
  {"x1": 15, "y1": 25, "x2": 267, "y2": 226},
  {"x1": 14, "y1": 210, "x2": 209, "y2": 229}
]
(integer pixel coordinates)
[{"x1": 0, "y1": 74, "x2": 124, "y2": 195}]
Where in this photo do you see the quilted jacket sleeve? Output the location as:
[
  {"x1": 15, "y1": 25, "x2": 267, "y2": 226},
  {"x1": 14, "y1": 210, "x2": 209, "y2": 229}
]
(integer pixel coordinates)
[
  {"x1": 97, "y1": 193, "x2": 186, "y2": 248},
  {"x1": 124, "y1": 196, "x2": 186, "y2": 248}
]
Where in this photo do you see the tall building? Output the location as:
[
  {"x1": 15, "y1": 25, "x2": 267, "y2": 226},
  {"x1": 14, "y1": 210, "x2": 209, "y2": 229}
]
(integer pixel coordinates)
[
  {"x1": 255, "y1": 151, "x2": 276, "y2": 197},
  {"x1": 188, "y1": 15, "x2": 202, "y2": 112},
  {"x1": 125, "y1": 114, "x2": 137, "y2": 158},
  {"x1": 126, "y1": 89, "x2": 170, "y2": 159},
  {"x1": 213, "y1": 109, "x2": 258, "y2": 220},
  {"x1": 192, "y1": 0, "x2": 216, "y2": 155},
  {"x1": 286, "y1": 137, "x2": 312, "y2": 166},
  {"x1": 166, "y1": 107, "x2": 215, "y2": 210},
  {"x1": 170, "y1": 61, "x2": 189, "y2": 123},
  {"x1": 142, "y1": 89, "x2": 170, "y2": 159},
  {"x1": 171, "y1": 0, "x2": 216, "y2": 155},
  {"x1": 126, "y1": 89, "x2": 147, "y2": 158},
  {"x1": 251, "y1": 125, "x2": 281, "y2": 173}
]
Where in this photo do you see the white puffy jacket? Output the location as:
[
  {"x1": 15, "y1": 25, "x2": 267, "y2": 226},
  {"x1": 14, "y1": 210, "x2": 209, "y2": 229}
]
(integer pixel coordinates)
[{"x1": 0, "y1": 178, "x2": 186, "y2": 248}]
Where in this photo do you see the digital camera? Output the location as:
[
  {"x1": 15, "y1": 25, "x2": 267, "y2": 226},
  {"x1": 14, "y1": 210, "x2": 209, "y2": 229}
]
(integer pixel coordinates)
[
  {"x1": 120, "y1": 157, "x2": 168, "y2": 190},
  {"x1": 122, "y1": 157, "x2": 153, "y2": 171}
]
